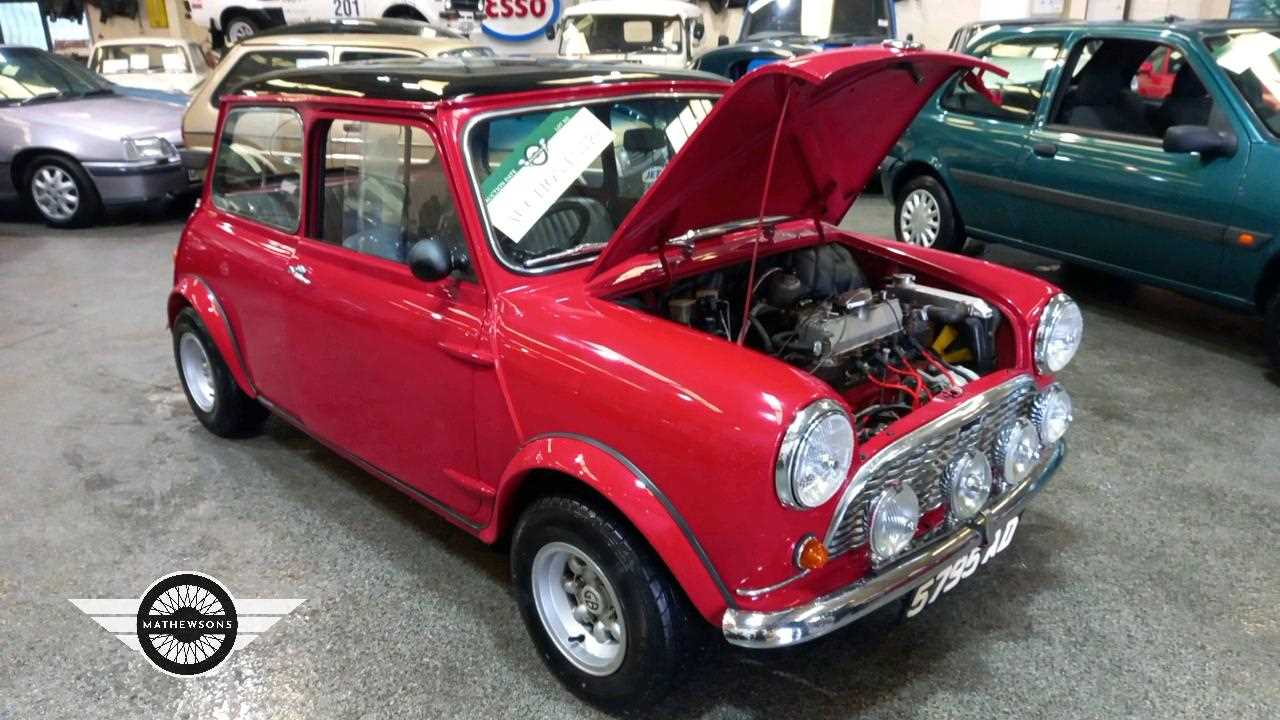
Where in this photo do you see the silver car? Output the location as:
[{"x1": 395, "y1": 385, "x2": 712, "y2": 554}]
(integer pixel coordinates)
[{"x1": 0, "y1": 46, "x2": 195, "y2": 228}]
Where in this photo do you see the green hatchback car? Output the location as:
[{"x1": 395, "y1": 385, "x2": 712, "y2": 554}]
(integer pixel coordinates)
[{"x1": 881, "y1": 20, "x2": 1280, "y2": 367}]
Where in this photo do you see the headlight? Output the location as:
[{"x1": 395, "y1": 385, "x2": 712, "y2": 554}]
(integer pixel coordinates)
[
  {"x1": 944, "y1": 450, "x2": 992, "y2": 521},
  {"x1": 994, "y1": 418, "x2": 1040, "y2": 490},
  {"x1": 123, "y1": 136, "x2": 179, "y2": 162},
  {"x1": 775, "y1": 399, "x2": 854, "y2": 509},
  {"x1": 1035, "y1": 293, "x2": 1083, "y2": 373},
  {"x1": 868, "y1": 482, "x2": 920, "y2": 564},
  {"x1": 1031, "y1": 383, "x2": 1072, "y2": 445}
]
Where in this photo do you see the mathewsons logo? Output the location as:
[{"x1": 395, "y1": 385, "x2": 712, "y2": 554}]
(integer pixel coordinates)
[
  {"x1": 70, "y1": 572, "x2": 303, "y2": 677},
  {"x1": 481, "y1": 0, "x2": 561, "y2": 42}
]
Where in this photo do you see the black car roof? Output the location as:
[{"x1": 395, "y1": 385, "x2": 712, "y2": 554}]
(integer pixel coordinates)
[{"x1": 235, "y1": 57, "x2": 730, "y2": 103}]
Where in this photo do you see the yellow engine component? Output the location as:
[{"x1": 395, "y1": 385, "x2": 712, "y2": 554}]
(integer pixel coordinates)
[{"x1": 931, "y1": 325, "x2": 973, "y2": 364}]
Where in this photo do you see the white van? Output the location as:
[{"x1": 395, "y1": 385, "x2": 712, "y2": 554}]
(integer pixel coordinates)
[
  {"x1": 551, "y1": 0, "x2": 706, "y2": 68},
  {"x1": 187, "y1": 0, "x2": 483, "y2": 45}
]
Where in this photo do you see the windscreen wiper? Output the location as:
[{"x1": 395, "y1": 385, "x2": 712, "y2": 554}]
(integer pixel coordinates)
[
  {"x1": 17, "y1": 92, "x2": 63, "y2": 106},
  {"x1": 523, "y1": 242, "x2": 607, "y2": 268}
]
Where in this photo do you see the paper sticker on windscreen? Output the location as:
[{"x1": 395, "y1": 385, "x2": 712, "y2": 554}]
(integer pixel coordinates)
[{"x1": 481, "y1": 108, "x2": 614, "y2": 243}]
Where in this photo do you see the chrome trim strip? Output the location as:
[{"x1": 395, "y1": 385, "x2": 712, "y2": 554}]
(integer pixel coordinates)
[
  {"x1": 460, "y1": 92, "x2": 722, "y2": 276},
  {"x1": 525, "y1": 432, "x2": 739, "y2": 609},
  {"x1": 823, "y1": 374, "x2": 1037, "y2": 552},
  {"x1": 723, "y1": 441, "x2": 1065, "y2": 649},
  {"x1": 736, "y1": 569, "x2": 811, "y2": 599}
]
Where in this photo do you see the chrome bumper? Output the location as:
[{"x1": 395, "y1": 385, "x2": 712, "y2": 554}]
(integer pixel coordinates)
[{"x1": 722, "y1": 441, "x2": 1066, "y2": 649}]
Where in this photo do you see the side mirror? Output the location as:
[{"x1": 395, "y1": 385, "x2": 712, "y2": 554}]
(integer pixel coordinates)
[
  {"x1": 545, "y1": 24, "x2": 556, "y2": 41},
  {"x1": 408, "y1": 236, "x2": 459, "y2": 282},
  {"x1": 717, "y1": 34, "x2": 730, "y2": 47},
  {"x1": 623, "y1": 127, "x2": 666, "y2": 153},
  {"x1": 692, "y1": 21, "x2": 705, "y2": 42},
  {"x1": 1163, "y1": 125, "x2": 1237, "y2": 158}
]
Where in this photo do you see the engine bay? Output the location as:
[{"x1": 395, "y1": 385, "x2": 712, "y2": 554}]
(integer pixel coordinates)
[{"x1": 623, "y1": 243, "x2": 1004, "y2": 441}]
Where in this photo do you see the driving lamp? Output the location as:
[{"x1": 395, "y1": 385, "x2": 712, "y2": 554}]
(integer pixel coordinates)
[
  {"x1": 995, "y1": 418, "x2": 1040, "y2": 490},
  {"x1": 945, "y1": 450, "x2": 993, "y2": 522},
  {"x1": 1035, "y1": 293, "x2": 1084, "y2": 373},
  {"x1": 1031, "y1": 383, "x2": 1073, "y2": 445},
  {"x1": 868, "y1": 482, "x2": 920, "y2": 564},
  {"x1": 123, "y1": 136, "x2": 179, "y2": 163},
  {"x1": 775, "y1": 400, "x2": 854, "y2": 509}
]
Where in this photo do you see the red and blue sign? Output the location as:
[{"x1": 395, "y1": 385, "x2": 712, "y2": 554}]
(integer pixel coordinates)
[{"x1": 481, "y1": 0, "x2": 561, "y2": 42}]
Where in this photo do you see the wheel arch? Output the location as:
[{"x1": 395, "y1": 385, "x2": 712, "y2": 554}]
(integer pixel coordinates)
[
  {"x1": 169, "y1": 274, "x2": 258, "y2": 398},
  {"x1": 887, "y1": 159, "x2": 945, "y2": 202},
  {"x1": 10, "y1": 148, "x2": 93, "y2": 195},
  {"x1": 1255, "y1": 248, "x2": 1280, "y2": 311},
  {"x1": 488, "y1": 433, "x2": 736, "y2": 625}
]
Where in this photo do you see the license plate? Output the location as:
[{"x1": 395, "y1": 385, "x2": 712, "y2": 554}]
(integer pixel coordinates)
[{"x1": 903, "y1": 514, "x2": 1020, "y2": 620}]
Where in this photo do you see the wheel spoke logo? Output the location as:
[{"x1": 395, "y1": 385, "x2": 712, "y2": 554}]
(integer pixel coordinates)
[{"x1": 71, "y1": 572, "x2": 303, "y2": 677}]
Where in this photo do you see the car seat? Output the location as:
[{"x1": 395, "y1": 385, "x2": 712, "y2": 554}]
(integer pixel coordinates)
[
  {"x1": 1151, "y1": 65, "x2": 1213, "y2": 134},
  {"x1": 518, "y1": 197, "x2": 613, "y2": 257},
  {"x1": 1063, "y1": 67, "x2": 1153, "y2": 136}
]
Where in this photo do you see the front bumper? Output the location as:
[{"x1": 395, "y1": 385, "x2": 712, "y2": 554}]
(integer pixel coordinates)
[
  {"x1": 722, "y1": 441, "x2": 1065, "y2": 649},
  {"x1": 84, "y1": 158, "x2": 199, "y2": 208}
]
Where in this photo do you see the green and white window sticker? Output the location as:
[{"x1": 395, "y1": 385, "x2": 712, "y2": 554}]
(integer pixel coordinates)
[{"x1": 480, "y1": 107, "x2": 614, "y2": 244}]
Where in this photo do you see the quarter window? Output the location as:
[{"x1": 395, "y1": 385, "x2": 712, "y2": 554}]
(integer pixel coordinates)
[
  {"x1": 210, "y1": 107, "x2": 304, "y2": 231},
  {"x1": 941, "y1": 38, "x2": 1064, "y2": 122},
  {"x1": 320, "y1": 120, "x2": 468, "y2": 270},
  {"x1": 211, "y1": 49, "x2": 329, "y2": 103}
]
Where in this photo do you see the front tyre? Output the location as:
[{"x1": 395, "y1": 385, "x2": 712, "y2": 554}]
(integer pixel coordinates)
[
  {"x1": 25, "y1": 155, "x2": 101, "y2": 228},
  {"x1": 172, "y1": 307, "x2": 268, "y2": 438},
  {"x1": 223, "y1": 12, "x2": 261, "y2": 43},
  {"x1": 894, "y1": 175, "x2": 963, "y2": 252},
  {"x1": 511, "y1": 496, "x2": 700, "y2": 709},
  {"x1": 1265, "y1": 290, "x2": 1280, "y2": 370}
]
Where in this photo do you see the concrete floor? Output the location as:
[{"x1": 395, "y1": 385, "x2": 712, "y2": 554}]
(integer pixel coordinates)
[{"x1": 1, "y1": 197, "x2": 1277, "y2": 719}]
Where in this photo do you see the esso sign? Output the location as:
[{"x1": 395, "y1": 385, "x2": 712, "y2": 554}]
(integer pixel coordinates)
[{"x1": 481, "y1": 0, "x2": 560, "y2": 42}]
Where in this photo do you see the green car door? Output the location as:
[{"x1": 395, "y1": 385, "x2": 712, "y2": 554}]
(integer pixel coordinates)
[{"x1": 1015, "y1": 34, "x2": 1247, "y2": 290}]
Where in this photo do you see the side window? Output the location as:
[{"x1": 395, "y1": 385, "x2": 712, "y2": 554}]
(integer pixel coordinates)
[
  {"x1": 320, "y1": 120, "x2": 469, "y2": 271},
  {"x1": 210, "y1": 107, "x2": 304, "y2": 231},
  {"x1": 1052, "y1": 39, "x2": 1218, "y2": 139},
  {"x1": 188, "y1": 43, "x2": 209, "y2": 72},
  {"x1": 211, "y1": 50, "x2": 330, "y2": 103},
  {"x1": 941, "y1": 38, "x2": 1064, "y2": 122}
]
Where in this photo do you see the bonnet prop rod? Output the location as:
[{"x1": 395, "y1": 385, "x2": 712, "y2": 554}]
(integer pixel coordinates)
[{"x1": 736, "y1": 87, "x2": 792, "y2": 346}]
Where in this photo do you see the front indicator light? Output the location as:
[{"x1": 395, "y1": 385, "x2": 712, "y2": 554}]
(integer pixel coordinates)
[
  {"x1": 945, "y1": 450, "x2": 992, "y2": 521},
  {"x1": 868, "y1": 482, "x2": 920, "y2": 565},
  {"x1": 794, "y1": 536, "x2": 829, "y2": 571},
  {"x1": 994, "y1": 418, "x2": 1040, "y2": 490}
]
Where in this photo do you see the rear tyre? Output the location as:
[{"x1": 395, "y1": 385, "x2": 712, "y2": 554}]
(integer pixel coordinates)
[
  {"x1": 511, "y1": 495, "x2": 701, "y2": 709},
  {"x1": 24, "y1": 155, "x2": 101, "y2": 228},
  {"x1": 223, "y1": 12, "x2": 261, "y2": 43},
  {"x1": 172, "y1": 307, "x2": 268, "y2": 438},
  {"x1": 894, "y1": 175, "x2": 963, "y2": 252},
  {"x1": 1265, "y1": 291, "x2": 1280, "y2": 370}
]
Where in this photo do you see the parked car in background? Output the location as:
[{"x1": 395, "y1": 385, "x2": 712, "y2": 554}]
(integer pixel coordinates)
[
  {"x1": 170, "y1": 48, "x2": 1080, "y2": 707},
  {"x1": 188, "y1": 0, "x2": 484, "y2": 46},
  {"x1": 694, "y1": 0, "x2": 896, "y2": 80},
  {"x1": 550, "y1": 0, "x2": 706, "y2": 68},
  {"x1": 946, "y1": 17, "x2": 1057, "y2": 52},
  {"x1": 0, "y1": 46, "x2": 193, "y2": 227},
  {"x1": 882, "y1": 19, "x2": 1280, "y2": 366},
  {"x1": 180, "y1": 27, "x2": 484, "y2": 168},
  {"x1": 89, "y1": 37, "x2": 210, "y2": 95}
]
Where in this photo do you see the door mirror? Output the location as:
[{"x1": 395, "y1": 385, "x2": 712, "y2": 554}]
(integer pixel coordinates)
[
  {"x1": 545, "y1": 23, "x2": 556, "y2": 41},
  {"x1": 408, "y1": 236, "x2": 458, "y2": 283},
  {"x1": 717, "y1": 34, "x2": 730, "y2": 47},
  {"x1": 1163, "y1": 125, "x2": 1237, "y2": 158},
  {"x1": 692, "y1": 21, "x2": 705, "y2": 43}
]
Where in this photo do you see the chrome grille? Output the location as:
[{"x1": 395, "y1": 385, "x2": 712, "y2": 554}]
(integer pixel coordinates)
[{"x1": 825, "y1": 376, "x2": 1038, "y2": 557}]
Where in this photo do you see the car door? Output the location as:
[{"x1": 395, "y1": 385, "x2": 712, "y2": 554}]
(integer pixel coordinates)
[
  {"x1": 200, "y1": 105, "x2": 307, "y2": 404},
  {"x1": 286, "y1": 114, "x2": 488, "y2": 520},
  {"x1": 1017, "y1": 35, "x2": 1246, "y2": 288},
  {"x1": 924, "y1": 34, "x2": 1067, "y2": 239}
]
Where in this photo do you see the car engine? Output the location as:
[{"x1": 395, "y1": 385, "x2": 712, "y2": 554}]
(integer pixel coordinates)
[{"x1": 626, "y1": 243, "x2": 1002, "y2": 440}]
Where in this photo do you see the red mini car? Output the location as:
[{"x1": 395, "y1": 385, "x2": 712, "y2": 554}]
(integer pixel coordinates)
[{"x1": 169, "y1": 50, "x2": 1081, "y2": 706}]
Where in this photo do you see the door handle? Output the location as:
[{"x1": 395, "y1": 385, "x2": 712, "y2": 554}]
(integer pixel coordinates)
[
  {"x1": 1032, "y1": 142, "x2": 1058, "y2": 158},
  {"x1": 287, "y1": 264, "x2": 311, "y2": 285}
]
